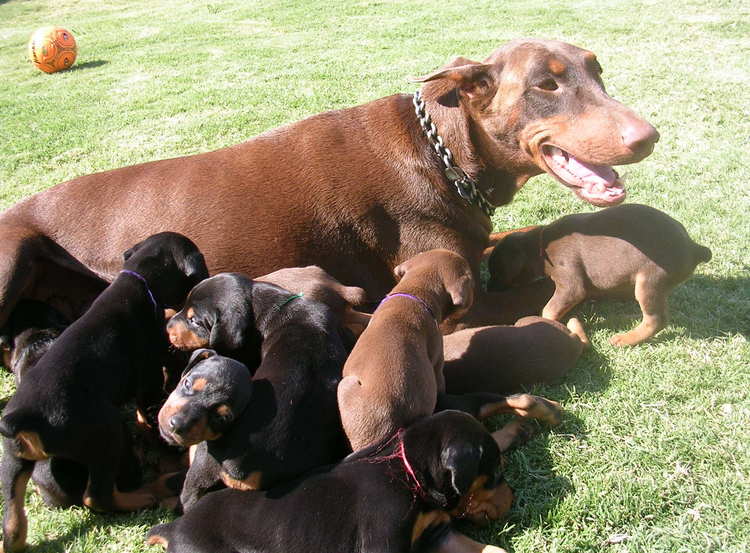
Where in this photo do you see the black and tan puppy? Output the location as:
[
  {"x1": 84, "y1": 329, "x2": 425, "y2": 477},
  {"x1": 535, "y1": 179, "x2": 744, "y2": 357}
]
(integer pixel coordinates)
[
  {"x1": 488, "y1": 204, "x2": 712, "y2": 346},
  {"x1": 148, "y1": 410, "x2": 518, "y2": 553},
  {"x1": 0, "y1": 232, "x2": 208, "y2": 553},
  {"x1": 159, "y1": 280, "x2": 348, "y2": 511},
  {"x1": 0, "y1": 300, "x2": 69, "y2": 384}
]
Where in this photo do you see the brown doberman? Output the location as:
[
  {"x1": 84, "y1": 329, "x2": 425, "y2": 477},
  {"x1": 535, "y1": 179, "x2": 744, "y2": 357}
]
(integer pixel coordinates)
[{"x1": 0, "y1": 39, "x2": 658, "y2": 329}]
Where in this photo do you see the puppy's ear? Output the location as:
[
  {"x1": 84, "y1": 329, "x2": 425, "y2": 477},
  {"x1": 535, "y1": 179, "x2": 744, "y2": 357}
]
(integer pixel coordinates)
[
  {"x1": 183, "y1": 348, "x2": 216, "y2": 375},
  {"x1": 487, "y1": 238, "x2": 527, "y2": 290},
  {"x1": 446, "y1": 274, "x2": 474, "y2": 311},
  {"x1": 412, "y1": 59, "x2": 495, "y2": 101},
  {"x1": 183, "y1": 251, "x2": 209, "y2": 282},
  {"x1": 438, "y1": 443, "x2": 483, "y2": 504},
  {"x1": 209, "y1": 308, "x2": 250, "y2": 352},
  {"x1": 122, "y1": 243, "x2": 141, "y2": 262}
]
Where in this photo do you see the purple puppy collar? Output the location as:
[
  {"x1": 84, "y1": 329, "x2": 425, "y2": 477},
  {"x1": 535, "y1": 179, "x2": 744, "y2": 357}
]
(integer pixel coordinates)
[
  {"x1": 378, "y1": 292, "x2": 436, "y2": 320},
  {"x1": 120, "y1": 270, "x2": 158, "y2": 312}
]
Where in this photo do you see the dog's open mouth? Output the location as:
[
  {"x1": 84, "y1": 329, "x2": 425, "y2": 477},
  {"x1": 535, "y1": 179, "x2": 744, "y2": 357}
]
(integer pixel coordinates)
[{"x1": 541, "y1": 145, "x2": 626, "y2": 207}]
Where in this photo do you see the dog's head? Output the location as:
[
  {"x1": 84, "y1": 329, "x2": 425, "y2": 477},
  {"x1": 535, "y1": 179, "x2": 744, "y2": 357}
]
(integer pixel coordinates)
[
  {"x1": 487, "y1": 230, "x2": 542, "y2": 291},
  {"x1": 166, "y1": 273, "x2": 257, "y2": 353},
  {"x1": 122, "y1": 232, "x2": 208, "y2": 309},
  {"x1": 414, "y1": 39, "x2": 659, "y2": 208},
  {"x1": 157, "y1": 349, "x2": 252, "y2": 447},
  {"x1": 394, "y1": 249, "x2": 474, "y2": 322},
  {"x1": 402, "y1": 410, "x2": 513, "y2": 525}
]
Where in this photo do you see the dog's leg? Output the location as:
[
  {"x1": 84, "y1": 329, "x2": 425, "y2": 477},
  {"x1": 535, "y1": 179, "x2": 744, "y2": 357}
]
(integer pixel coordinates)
[
  {"x1": 566, "y1": 317, "x2": 590, "y2": 347},
  {"x1": 178, "y1": 443, "x2": 222, "y2": 513},
  {"x1": 541, "y1": 276, "x2": 586, "y2": 321},
  {"x1": 476, "y1": 393, "x2": 562, "y2": 426},
  {"x1": 82, "y1": 423, "x2": 155, "y2": 512},
  {"x1": 430, "y1": 530, "x2": 507, "y2": 553},
  {"x1": 610, "y1": 274, "x2": 669, "y2": 346},
  {"x1": 1, "y1": 442, "x2": 34, "y2": 553}
]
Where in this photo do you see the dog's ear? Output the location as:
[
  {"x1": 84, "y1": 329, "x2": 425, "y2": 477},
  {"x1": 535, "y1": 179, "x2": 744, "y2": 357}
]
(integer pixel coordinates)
[
  {"x1": 183, "y1": 348, "x2": 216, "y2": 375},
  {"x1": 209, "y1": 307, "x2": 250, "y2": 352},
  {"x1": 435, "y1": 443, "x2": 483, "y2": 507},
  {"x1": 182, "y1": 251, "x2": 209, "y2": 282},
  {"x1": 446, "y1": 274, "x2": 474, "y2": 312},
  {"x1": 487, "y1": 238, "x2": 528, "y2": 290},
  {"x1": 412, "y1": 58, "x2": 495, "y2": 101},
  {"x1": 122, "y1": 242, "x2": 141, "y2": 262}
]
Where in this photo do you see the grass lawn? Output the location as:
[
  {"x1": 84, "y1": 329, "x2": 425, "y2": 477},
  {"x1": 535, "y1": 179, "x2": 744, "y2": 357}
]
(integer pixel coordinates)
[{"x1": 1, "y1": 0, "x2": 748, "y2": 552}]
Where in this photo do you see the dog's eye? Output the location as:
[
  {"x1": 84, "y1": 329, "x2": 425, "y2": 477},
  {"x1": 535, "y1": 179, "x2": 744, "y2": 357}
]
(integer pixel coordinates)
[
  {"x1": 534, "y1": 78, "x2": 559, "y2": 91},
  {"x1": 183, "y1": 377, "x2": 192, "y2": 391}
]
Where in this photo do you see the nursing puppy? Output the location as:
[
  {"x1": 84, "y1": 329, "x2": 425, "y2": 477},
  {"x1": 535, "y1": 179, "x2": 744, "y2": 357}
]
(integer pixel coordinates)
[
  {"x1": 338, "y1": 249, "x2": 474, "y2": 451},
  {"x1": 443, "y1": 316, "x2": 588, "y2": 394},
  {"x1": 159, "y1": 278, "x2": 348, "y2": 510},
  {"x1": 487, "y1": 204, "x2": 712, "y2": 345},
  {"x1": 0, "y1": 232, "x2": 207, "y2": 553},
  {"x1": 147, "y1": 411, "x2": 515, "y2": 553}
]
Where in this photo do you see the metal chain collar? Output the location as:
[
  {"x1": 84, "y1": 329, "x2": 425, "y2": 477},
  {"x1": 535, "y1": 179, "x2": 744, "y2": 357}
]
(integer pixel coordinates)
[{"x1": 412, "y1": 90, "x2": 495, "y2": 218}]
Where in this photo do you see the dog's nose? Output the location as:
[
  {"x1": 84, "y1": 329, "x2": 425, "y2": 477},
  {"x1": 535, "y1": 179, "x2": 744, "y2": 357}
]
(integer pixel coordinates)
[
  {"x1": 621, "y1": 120, "x2": 660, "y2": 155},
  {"x1": 169, "y1": 416, "x2": 181, "y2": 433}
]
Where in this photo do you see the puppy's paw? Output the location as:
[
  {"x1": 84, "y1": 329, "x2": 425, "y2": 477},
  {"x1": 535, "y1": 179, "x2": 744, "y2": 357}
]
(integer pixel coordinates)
[
  {"x1": 610, "y1": 332, "x2": 639, "y2": 347},
  {"x1": 507, "y1": 394, "x2": 562, "y2": 426}
]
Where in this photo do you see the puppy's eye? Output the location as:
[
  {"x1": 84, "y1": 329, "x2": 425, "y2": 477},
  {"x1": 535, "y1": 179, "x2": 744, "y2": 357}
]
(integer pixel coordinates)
[
  {"x1": 183, "y1": 377, "x2": 192, "y2": 391},
  {"x1": 535, "y1": 78, "x2": 558, "y2": 91},
  {"x1": 187, "y1": 316, "x2": 196, "y2": 325}
]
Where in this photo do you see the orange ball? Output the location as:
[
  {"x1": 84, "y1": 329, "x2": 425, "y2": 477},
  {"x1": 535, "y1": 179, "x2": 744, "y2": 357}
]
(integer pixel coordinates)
[{"x1": 28, "y1": 26, "x2": 77, "y2": 74}]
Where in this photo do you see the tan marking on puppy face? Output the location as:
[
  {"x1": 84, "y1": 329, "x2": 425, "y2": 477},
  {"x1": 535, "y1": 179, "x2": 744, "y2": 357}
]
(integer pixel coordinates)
[
  {"x1": 16, "y1": 431, "x2": 49, "y2": 461},
  {"x1": 167, "y1": 319, "x2": 208, "y2": 350},
  {"x1": 146, "y1": 534, "x2": 169, "y2": 548},
  {"x1": 220, "y1": 470, "x2": 263, "y2": 491},
  {"x1": 215, "y1": 404, "x2": 232, "y2": 418},
  {"x1": 186, "y1": 307, "x2": 195, "y2": 319},
  {"x1": 158, "y1": 397, "x2": 188, "y2": 429},
  {"x1": 548, "y1": 58, "x2": 566, "y2": 75},
  {"x1": 192, "y1": 377, "x2": 208, "y2": 392},
  {"x1": 451, "y1": 476, "x2": 513, "y2": 525},
  {"x1": 411, "y1": 510, "x2": 451, "y2": 544}
]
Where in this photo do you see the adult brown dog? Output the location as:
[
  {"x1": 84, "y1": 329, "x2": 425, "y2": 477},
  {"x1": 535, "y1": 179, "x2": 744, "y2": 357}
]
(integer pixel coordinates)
[{"x1": 0, "y1": 39, "x2": 658, "y2": 328}]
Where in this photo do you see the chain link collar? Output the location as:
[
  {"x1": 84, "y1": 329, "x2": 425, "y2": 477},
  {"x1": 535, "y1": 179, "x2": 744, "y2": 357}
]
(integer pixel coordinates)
[{"x1": 412, "y1": 90, "x2": 495, "y2": 218}]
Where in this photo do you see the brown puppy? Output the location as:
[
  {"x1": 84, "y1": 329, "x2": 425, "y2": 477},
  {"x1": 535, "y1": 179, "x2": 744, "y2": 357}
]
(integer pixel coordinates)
[
  {"x1": 443, "y1": 317, "x2": 588, "y2": 395},
  {"x1": 338, "y1": 249, "x2": 475, "y2": 451},
  {"x1": 0, "y1": 39, "x2": 658, "y2": 330},
  {"x1": 255, "y1": 265, "x2": 371, "y2": 334},
  {"x1": 488, "y1": 204, "x2": 712, "y2": 346}
]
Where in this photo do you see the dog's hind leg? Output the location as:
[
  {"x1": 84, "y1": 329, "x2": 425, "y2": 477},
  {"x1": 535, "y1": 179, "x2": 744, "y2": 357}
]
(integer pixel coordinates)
[
  {"x1": 610, "y1": 273, "x2": 669, "y2": 346},
  {"x1": 1, "y1": 440, "x2": 34, "y2": 553}
]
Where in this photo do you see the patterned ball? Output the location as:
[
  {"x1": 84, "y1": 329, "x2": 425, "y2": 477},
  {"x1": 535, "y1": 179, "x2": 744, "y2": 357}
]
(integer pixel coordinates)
[{"x1": 28, "y1": 26, "x2": 77, "y2": 74}]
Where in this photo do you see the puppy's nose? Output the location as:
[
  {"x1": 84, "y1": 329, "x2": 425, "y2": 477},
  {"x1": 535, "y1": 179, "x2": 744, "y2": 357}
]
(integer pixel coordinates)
[
  {"x1": 169, "y1": 416, "x2": 181, "y2": 434},
  {"x1": 621, "y1": 120, "x2": 660, "y2": 156}
]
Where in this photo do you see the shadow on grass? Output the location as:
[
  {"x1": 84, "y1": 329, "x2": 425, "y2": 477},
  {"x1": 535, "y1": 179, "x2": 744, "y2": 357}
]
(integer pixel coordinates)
[
  {"x1": 68, "y1": 60, "x2": 109, "y2": 72},
  {"x1": 569, "y1": 274, "x2": 749, "y2": 343}
]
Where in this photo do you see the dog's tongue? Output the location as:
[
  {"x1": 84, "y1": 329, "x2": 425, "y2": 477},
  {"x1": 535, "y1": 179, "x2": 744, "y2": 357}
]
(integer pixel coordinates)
[{"x1": 544, "y1": 146, "x2": 625, "y2": 206}]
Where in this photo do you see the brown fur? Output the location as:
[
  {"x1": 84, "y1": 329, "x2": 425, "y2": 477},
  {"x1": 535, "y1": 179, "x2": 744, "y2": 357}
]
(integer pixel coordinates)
[
  {"x1": 488, "y1": 204, "x2": 711, "y2": 346},
  {"x1": 0, "y1": 40, "x2": 658, "y2": 330},
  {"x1": 338, "y1": 250, "x2": 473, "y2": 450},
  {"x1": 443, "y1": 316, "x2": 587, "y2": 394}
]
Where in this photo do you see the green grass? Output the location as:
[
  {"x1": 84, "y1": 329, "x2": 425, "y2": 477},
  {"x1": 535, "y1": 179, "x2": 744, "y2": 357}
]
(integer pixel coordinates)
[{"x1": 1, "y1": 0, "x2": 749, "y2": 551}]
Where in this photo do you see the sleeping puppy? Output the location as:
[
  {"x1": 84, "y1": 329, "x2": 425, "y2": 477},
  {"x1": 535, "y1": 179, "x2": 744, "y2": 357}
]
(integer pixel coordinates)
[
  {"x1": 487, "y1": 204, "x2": 712, "y2": 346},
  {"x1": 255, "y1": 265, "x2": 371, "y2": 335},
  {"x1": 443, "y1": 316, "x2": 588, "y2": 394},
  {"x1": 159, "y1": 280, "x2": 348, "y2": 511},
  {"x1": 147, "y1": 411, "x2": 516, "y2": 553},
  {"x1": 0, "y1": 232, "x2": 208, "y2": 553}
]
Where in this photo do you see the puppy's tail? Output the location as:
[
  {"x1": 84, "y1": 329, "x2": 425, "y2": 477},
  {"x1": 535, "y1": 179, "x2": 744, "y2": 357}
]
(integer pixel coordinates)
[
  {"x1": 692, "y1": 242, "x2": 712, "y2": 265},
  {"x1": 146, "y1": 523, "x2": 174, "y2": 549}
]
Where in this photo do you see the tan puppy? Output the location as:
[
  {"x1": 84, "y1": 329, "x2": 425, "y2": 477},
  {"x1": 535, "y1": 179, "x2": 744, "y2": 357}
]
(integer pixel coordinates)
[{"x1": 338, "y1": 249, "x2": 474, "y2": 451}]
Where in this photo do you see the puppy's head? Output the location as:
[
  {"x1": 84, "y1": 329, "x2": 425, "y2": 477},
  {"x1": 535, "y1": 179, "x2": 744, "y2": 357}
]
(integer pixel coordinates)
[
  {"x1": 394, "y1": 249, "x2": 474, "y2": 322},
  {"x1": 122, "y1": 232, "x2": 208, "y2": 309},
  {"x1": 167, "y1": 273, "x2": 256, "y2": 353},
  {"x1": 403, "y1": 410, "x2": 513, "y2": 524},
  {"x1": 157, "y1": 349, "x2": 252, "y2": 447},
  {"x1": 487, "y1": 230, "x2": 540, "y2": 291}
]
